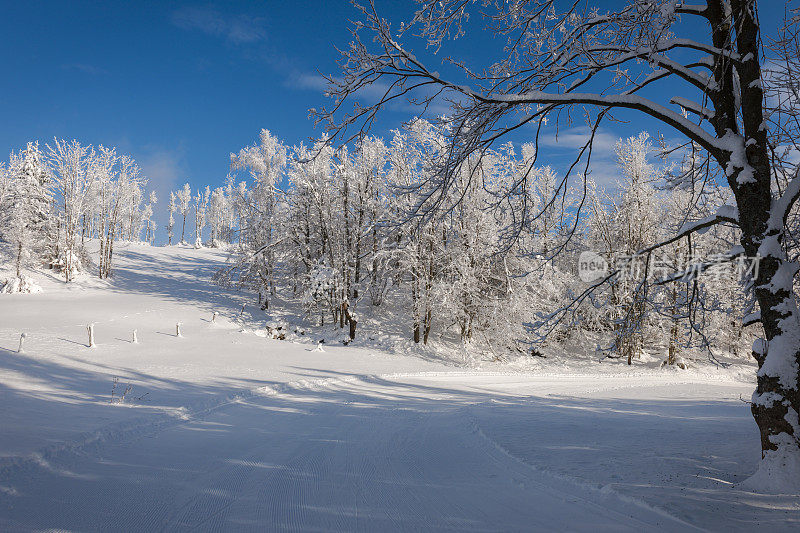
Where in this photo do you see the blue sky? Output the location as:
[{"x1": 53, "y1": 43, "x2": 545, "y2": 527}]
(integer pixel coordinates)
[
  {"x1": 0, "y1": 1, "x2": 785, "y2": 230},
  {"x1": 0, "y1": 1, "x2": 364, "y2": 206}
]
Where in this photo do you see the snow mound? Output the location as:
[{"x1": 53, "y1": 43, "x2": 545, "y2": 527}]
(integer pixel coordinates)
[
  {"x1": 1, "y1": 275, "x2": 42, "y2": 294},
  {"x1": 740, "y1": 444, "x2": 800, "y2": 494}
]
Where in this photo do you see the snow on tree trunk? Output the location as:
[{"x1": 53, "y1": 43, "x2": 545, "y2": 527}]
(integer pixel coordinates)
[{"x1": 737, "y1": 164, "x2": 800, "y2": 490}]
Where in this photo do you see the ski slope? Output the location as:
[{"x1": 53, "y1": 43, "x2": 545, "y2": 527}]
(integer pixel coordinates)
[{"x1": 0, "y1": 244, "x2": 798, "y2": 531}]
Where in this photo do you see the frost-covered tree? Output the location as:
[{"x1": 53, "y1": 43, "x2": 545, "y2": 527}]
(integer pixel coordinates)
[
  {"x1": 95, "y1": 152, "x2": 144, "y2": 278},
  {"x1": 286, "y1": 139, "x2": 338, "y2": 323},
  {"x1": 583, "y1": 133, "x2": 665, "y2": 364},
  {"x1": 223, "y1": 173, "x2": 239, "y2": 244},
  {"x1": 207, "y1": 186, "x2": 227, "y2": 246},
  {"x1": 167, "y1": 191, "x2": 176, "y2": 245},
  {"x1": 193, "y1": 185, "x2": 209, "y2": 246},
  {"x1": 0, "y1": 163, "x2": 10, "y2": 208},
  {"x1": 229, "y1": 130, "x2": 288, "y2": 309},
  {"x1": 123, "y1": 176, "x2": 145, "y2": 241},
  {"x1": 302, "y1": 136, "x2": 392, "y2": 339},
  {"x1": 47, "y1": 138, "x2": 92, "y2": 281},
  {"x1": 175, "y1": 183, "x2": 192, "y2": 243},
  {"x1": 143, "y1": 191, "x2": 157, "y2": 244},
  {"x1": 387, "y1": 120, "x2": 447, "y2": 344},
  {"x1": 1, "y1": 142, "x2": 53, "y2": 278},
  {"x1": 92, "y1": 145, "x2": 118, "y2": 279}
]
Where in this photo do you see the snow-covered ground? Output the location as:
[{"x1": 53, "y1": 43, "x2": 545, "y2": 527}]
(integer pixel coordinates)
[{"x1": 0, "y1": 244, "x2": 798, "y2": 531}]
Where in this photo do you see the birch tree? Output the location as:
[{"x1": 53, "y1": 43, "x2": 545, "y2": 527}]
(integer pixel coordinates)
[
  {"x1": 143, "y1": 191, "x2": 157, "y2": 244},
  {"x1": 207, "y1": 186, "x2": 226, "y2": 246},
  {"x1": 47, "y1": 138, "x2": 91, "y2": 281},
  {"x1": 175, "y1": 183, "x2": 192, "y2": 243},
  {"x1": 193, "y1": 185, "x2": 210, "y2": 246},
  {"x1": 167, "y1": 192, "x2": 176, "y2": 245}
]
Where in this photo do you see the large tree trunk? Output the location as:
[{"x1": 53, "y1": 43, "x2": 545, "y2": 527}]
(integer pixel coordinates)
[
  {"x1": 704, "y1": 0, "x2": 800, "y2": 486},
  {"x1": 749, "y1": 247, "x2": 800, "y2": 457},
  {"x1": 729, "y1": 74, "x2": 800, "y2": 486},
  {"x1": 737, "y1": 169, "x2": 800, "y2": 481}
]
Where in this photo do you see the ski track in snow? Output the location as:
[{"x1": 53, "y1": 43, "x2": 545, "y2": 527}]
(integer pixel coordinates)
[
  {"x1": 1, "y1": 243, "x2": 797, "y2": 531},
  {"x1": 0, "y1": 373, "x2": 696, "y2": 531}
]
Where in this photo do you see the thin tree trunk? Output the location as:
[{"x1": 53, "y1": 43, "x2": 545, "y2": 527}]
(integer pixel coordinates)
[
  {"x1": 423, "y1": 308, "x2": 432, "y2": 345},
  {"x1": 16, "y1": 241, "x2": 22, "y2": 278},
  {"x1": 343, "y1": 300, "x2": 357, "y2": 340},
  {"x1": 412, "y1": 275, "x2": 420, "y2": 343}
]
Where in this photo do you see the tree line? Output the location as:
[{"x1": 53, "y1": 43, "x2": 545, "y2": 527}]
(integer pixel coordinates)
[
  {"x1": 0, "y1": 140, "x2": 154, "y2": 283},
  {"x1": 193, "y1": 124, "x2": 751, "y2": 368}
]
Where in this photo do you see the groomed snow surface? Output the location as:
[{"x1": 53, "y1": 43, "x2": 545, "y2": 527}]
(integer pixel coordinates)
[{"x1": 0, "y1": 244, "x2": 798, "y2": 531}]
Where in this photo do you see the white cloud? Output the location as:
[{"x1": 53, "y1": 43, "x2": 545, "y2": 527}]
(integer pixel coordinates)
[
  {"x1": 530, "y1": 126, "x2": 622, "y2": 192},
  {"x1": 286, "y1": 72, "x2": 329, "y2": 91},
  {"x1": 582, "y1": 159, "x2": 622, "y2": 190},
  {"x1": 172, "y1": 6, "x2": 266, "y2": 44},
  {"x1": 286, "y1": 70, "x2": 459, "y2": 121},
  {"x1": 538, "y1": 126, "x2": 620, "y2": 153},
  {"x1": 137, "y1": 146, "x2": 187, "y2": 230}
]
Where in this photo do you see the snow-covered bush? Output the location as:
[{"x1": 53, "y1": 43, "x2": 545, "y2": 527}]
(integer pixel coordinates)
[{"x1": 1, "y1": 275, "x2": 42, "y2": 294}]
